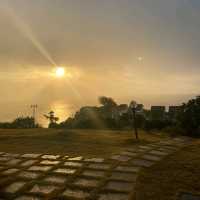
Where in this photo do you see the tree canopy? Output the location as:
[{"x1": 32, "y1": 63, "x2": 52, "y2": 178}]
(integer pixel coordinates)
[
  {"x1": 177, "y1": 96, "x2": 200, "y2": 137},
  {"x1": 99, "y1": 96, "x2": 117, "y2": 108}
]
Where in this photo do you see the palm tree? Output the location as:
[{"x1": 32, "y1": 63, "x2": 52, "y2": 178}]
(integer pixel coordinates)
[{"x1": 44, "y1": 111, "x2": 59, "y2": 127}]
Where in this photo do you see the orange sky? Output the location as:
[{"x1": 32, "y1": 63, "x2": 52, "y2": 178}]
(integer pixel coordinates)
[{"x1": 0, "y1": 0, "x2": 200, "y2": 125}]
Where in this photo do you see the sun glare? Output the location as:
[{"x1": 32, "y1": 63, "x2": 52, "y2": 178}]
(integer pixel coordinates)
[{"x1": 55, "y1": 67, "x2": 65, "y2": 77}]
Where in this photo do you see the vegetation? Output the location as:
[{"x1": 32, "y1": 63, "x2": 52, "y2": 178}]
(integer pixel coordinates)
[
  {"x1": 44, "y1": 111, "x2": 59, "y2": 128},
  {"x1": 59, "y1": 96, "x2": 143, "y2": 132},
  {"x1": 0, "y1": 116, "x2": 39, "y2": 129},
  {"x1": 1, "y1": 95, "x2": 200, "y2": 138},
  {"x1": 177, "y1": 96, "x2": 200, "y2": 137}
]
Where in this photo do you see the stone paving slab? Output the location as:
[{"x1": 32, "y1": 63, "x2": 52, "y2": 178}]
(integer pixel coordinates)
[
  {"x1": 64, "y1": 161, "x2": 83, "y2": 167},
  {"x1": 54, "y1": 168, "x2": 77, "y2": 174},
  {"x1": 120, "y1": 151, "x2": 139, "y2": 157},
  {"x1": 68, "y1": 156, "x2": 83, "y2": 161},
  {"x1": 138, "y1": 145, "x2": 153, "y2": 150},
  {"x1": 73, "y1": 178, "x2": 100, "y2": 188},
  {"x1": 29, "y1": 184, "x2": 58, "y2": 195},
  {"x1": 42, "y1": 155, "x2": 60, "y2": 160},
  {"x1": 104, "y1": 181, "x2": 135, "y2": 192},
  {"x1": 84, "y1": 158, "x2": 105, "y2": 163},
  {"x1": 115, "y1": 165, "x2": 141, "y2": 173},
  {"x1": 142, "y1": 154, "x2": 163, "y2": 162},
  {"x1": 157, "y1": 147, "x2": 174, "y2": 153},
  {"x1": 14, "y1": 196, "x2": 41, "y2": 200},
  {"x1": 21, "y1": 160, "x2": 37, "y2": 167},
  {"x1": 98, "y1": 193, "x2": 130, "y2": 200},
  {"x1": 28, "y1": 165, "x2": 52, "y2": 172},
  {"x1": 22, "y1": 154, "x2": 41, "y2": 158},
  {"x1": 131, "y1": 159, "x2": 155, "y2": 167},
  {"x1": 111, "y1": 155, "x2": 132, "y2": 162},
  {"x1": 5, "y1": 182, "x2": 26, "y2": 193},
  {"x1": 109, "y1": 172, "x2": 138, "y2": 182},
  {"x1": 43, "y1": 175, "x2": 67, "y2": 184},
  {"x1": 62, "y1": 188, "x2": 91, "y2": 199},
  {"x1": 2, "y1": 168, "x2": 20, "y2": 175},
  {"x1": 18, "y1": 171, "x2": 41, "y2": 179},
  {"x1": 88, "y1": 163, "x2": 111, "y2": 170},
  {"x1": 0, "y1": 136, "x2": 191, "y2": 200},
  {"x1": 82, "y1": 170, "x2": 106, "y2": 178},
  {"x1": 4, "y1": 153, "x2": 20, "y2": 158},
  {"x1": 126, "y1": 148, "x2": 138, "y2": 153},
  {"x1": 0, "y1": 157, "x2": 11, "y2": 162},
  {"x1": 149, "y1": 150, "x2": 169, "y2": 156},
  {"x1": 40, "y1": 160, "x2": 60, "y2": 165},
  {"x1": 6, "y1": 159, "x2": 22, "y2": 166}
]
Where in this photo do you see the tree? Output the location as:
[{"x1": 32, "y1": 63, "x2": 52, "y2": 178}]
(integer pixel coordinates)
[
  {"x1": 99, "y1": 96, "x2": 118, "y2": 120},
  {"x1": 44, "y1": 111, "x2": 59, "y2": 128},
  {"x1": 12, "y1": 116, "x2": 36, "y2": 128},
  {"x1": 0, "y1": 116, "x2": 40, "y2": 129},
  {"x1": 177, "y1": 96, "x2": 200, "y2": 137},
  {"x1": 129, "y1": 101, "x2": 144, "y2": 139},
  {"x1": 99, "y1": 96, "x2": 117, "y2": 108}
]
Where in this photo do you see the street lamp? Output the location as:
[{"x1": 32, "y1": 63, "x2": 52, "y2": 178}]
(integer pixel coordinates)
[{"x1": 129, "y1": 101, "x2": 139, "y2": 139}]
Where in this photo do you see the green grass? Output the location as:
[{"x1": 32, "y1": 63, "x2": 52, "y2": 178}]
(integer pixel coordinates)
[{"x1": 0, "y1": 129, "x2": 164, "y2": 157}]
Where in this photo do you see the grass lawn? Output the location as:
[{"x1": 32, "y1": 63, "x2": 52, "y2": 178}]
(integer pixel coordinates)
[
  {"x1": 135, "y1": 139, "x2": 200, "y2": 200},
  {"x1": 0, "y1": 128, "x2": 165, "y2": 157}
]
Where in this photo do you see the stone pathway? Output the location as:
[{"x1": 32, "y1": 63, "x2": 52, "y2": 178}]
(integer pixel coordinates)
[{"x1": 0, "y1": 137, "x2": 191, "y2": 200}]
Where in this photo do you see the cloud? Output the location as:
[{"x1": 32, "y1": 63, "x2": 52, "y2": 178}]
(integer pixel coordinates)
[{"x1": 0, "y1": 0, "x2": 200, "y2": 123}]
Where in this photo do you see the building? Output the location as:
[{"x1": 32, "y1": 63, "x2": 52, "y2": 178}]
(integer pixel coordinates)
[
  {"x1": 150, "y1": 106, "x2": 166, "y2": 120},
  {"x1": 168, "y1": 106, "x2": 181, "y2": 120},
  {"x1": 117, "y1": 104, "x2": 129, "y2": 116}
]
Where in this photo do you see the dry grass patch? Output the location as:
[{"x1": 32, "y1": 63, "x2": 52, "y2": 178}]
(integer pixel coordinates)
[
  {"x1": 135, "y1": 140, "x2": 200, "y2": 200},
  {"x1": 0, "y1": 129, "x2": 164, "y2": 157}
]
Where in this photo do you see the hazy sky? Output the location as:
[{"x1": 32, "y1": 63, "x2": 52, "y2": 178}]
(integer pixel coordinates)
[{"x1": 0, "y1": 0, "x2": 200, "y2": 125}]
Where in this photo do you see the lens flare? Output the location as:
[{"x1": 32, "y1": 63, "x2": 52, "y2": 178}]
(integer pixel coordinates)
[{"x1": 55, "y1": 67, "x2": 65, "y2": 77}]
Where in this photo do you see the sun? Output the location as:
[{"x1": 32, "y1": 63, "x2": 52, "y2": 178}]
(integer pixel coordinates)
[{"x1": 55, "y1": 67, "x2": 65, "y2": 77}]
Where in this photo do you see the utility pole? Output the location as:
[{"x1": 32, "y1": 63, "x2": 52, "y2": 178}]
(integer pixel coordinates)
[{"x1": 31, "y1": 104, "x2": 38, "y2": 126}]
